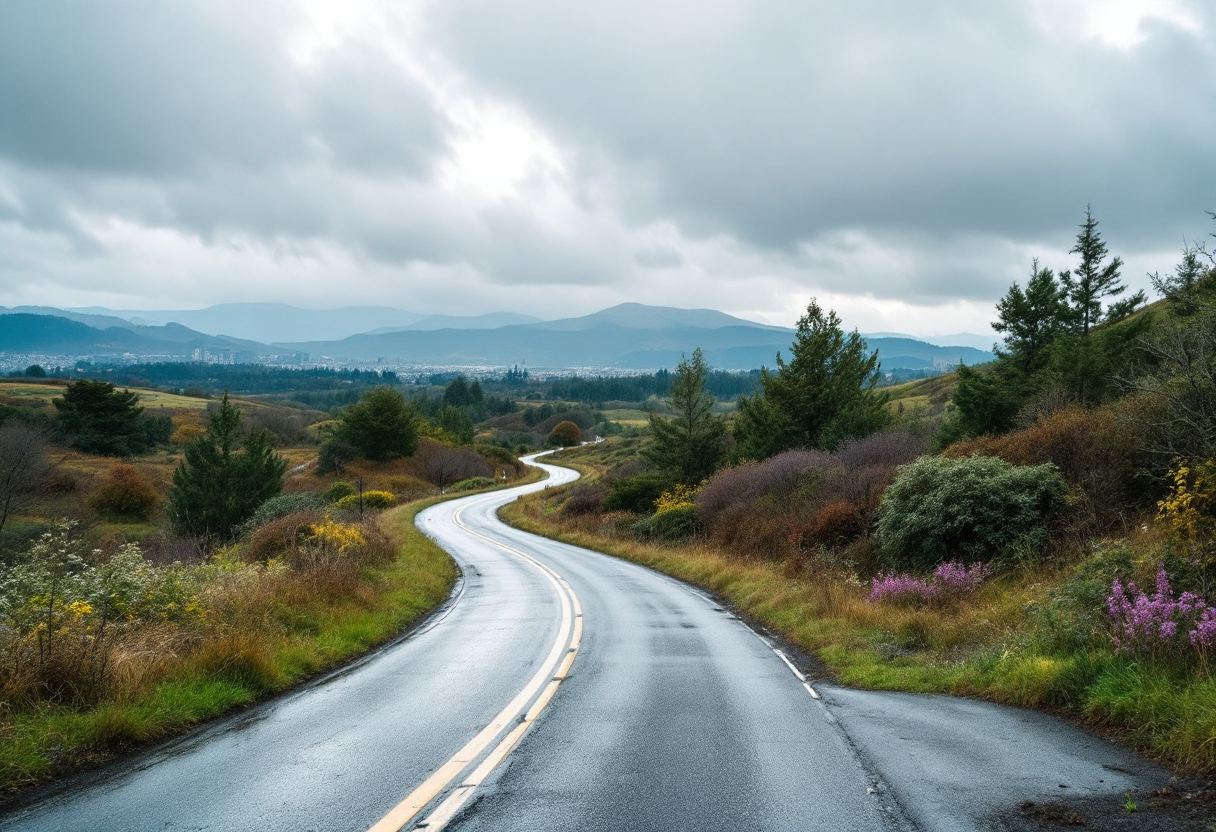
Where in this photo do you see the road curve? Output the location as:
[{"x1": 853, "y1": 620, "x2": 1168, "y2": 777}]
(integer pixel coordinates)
[{"x1": 1, "y1": 454, "x2": 1173, "y2": 831}]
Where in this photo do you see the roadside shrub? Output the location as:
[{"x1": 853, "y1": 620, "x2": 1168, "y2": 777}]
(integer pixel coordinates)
[
  {"x1": 942, "y1": 406, "x2": 1146, "y2": 527},
  {"x1": 798, "y1": 500, "x2": 865, "y2": 548},
  {"x1": 549, "y1": 420, "x2": 582, "y2": 447},
  {"x1": 695, "y1": 450, "x2": 828, "y2": 523},
  {"x1": 601, "y1": 473, "x2": 672, "y2": 514},
  {"x1": 654, "y1": 484, "x2": 697, "y2": 513},
  {"x1": 89, "y1": 464, "x2": 160, "y2": 521},
  {"x1": 410, "y1": 440, "x2": 494, "y2": 488},
  {"x1": 563, "y1": 484, "x2": 607, "y2": 515},
  {"x1": 245, "y1": 511, "x2": 324, "y2": 562},
  {"x1": 875, "y1": 455, "x2": 1067, "y2": 569},
  {"x1": 316, "y1": 438, "x2": 357, "y2": 475},
  {"x1": 335, "y1": 490, "x2": 395, "y2": 511},
  {"x1": 633, "y1": 506, "x2": 697, "y2": 542},
  {"x1": 241, "y1": 493, "x2": 327, "y2": 537},
  {"x1": 450, "y1": 477, "x2": 495, "y2": 491},
  {"x1": 322, "y1": 482, "x2": 356, "y2": 503}
]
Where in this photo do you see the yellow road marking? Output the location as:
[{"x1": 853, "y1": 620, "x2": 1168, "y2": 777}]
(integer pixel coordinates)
[{"x1": 366, "y1": 493, "x2": 582, "y2": 832}]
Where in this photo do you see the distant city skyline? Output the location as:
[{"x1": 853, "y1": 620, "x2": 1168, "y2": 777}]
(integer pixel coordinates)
[{"x1": 1, "y1": 1, "x2": 1211, "y2": 336}]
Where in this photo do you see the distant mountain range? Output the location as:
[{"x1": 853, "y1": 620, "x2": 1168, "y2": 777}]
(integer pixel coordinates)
[{"x1": 0, "y1": 302, "x2": 995, "y2": 372}]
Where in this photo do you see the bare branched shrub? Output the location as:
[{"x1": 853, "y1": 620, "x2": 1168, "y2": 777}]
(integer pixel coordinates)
[
  {"x1": 0, "y1": 422, "x2": 58, "y2": 534},
  {"x1": 563, "y1": 484, "x2": 607, "y2": 515},
  {"x1": 408, "y1": 440, "x2": 493, "y2": 488}
]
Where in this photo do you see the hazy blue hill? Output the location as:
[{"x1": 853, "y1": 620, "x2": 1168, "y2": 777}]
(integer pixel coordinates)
[
  {"x1": 0, "y1": 313, "x2": 269, "y2": 357},
  {"x1": 2, "y1": 302, "x2": 996, "y2": 372},
  {"x1": 525, "y1": 302, "x2": 785, "y2": 332},
  {"x1": 66, "y1": 303, "x2": 426, "y2": 344},
  {"x1": 368, "y1": 312, "x2": 543, "y2": 333},
  {"x1": 285, "y1": 310, "x2": 995, "y2": 371},
  {"x1": 2, "y1": 306, "x2": 143, "y2": 331},
  {"x1": 0, "y1": 313, "x2": 160, "y2": 353}
]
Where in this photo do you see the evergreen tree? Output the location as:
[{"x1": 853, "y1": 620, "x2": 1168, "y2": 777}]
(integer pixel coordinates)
[
  {"x1": 731, "y1": 391, "x2": 797, "y2": 461},
  {"x1": 53, "y1": 380, "x2": 149, "y2": 456},
  {"x1": 1060, "y1": 207, "x2": 1145, "y2": 335},
  {"x1": 993, "y1": 259, "x2": 1069, "y2": 376},
  {"x1": 740, "y1": 299, "x2": 889, "y2": 455},
  {"x1": 641, "y1": 348, "x2": 727, "y2": 483},
  {"x1": 169, "y1": 393, "x2": 286, "y2": 542},
  {"x1": 337, "y1": 386, "x2": 419, "y2": 460}
]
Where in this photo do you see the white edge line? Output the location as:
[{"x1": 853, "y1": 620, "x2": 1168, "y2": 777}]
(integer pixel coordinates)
[{"x1": 773, "y1": 648, "x2": 807, "y2": 682}]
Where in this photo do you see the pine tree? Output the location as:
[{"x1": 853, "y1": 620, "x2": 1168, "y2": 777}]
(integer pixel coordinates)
[
  {"x1": 1060, "y1": 207, "x2": 1145, "y2": 335},
  {"x1": 169, "y1": 393, "x2": 285, "y2": 542},
  {"x1": 993, "y1": 259, "x2": 1069, "y2": 376},
  {"x1": 641, "y1": 348, "x2": 727, "y2": 483},
  {"x1": 746, "y1": 299, "x2": 889, "y2": 454},
  {"x1": 337, "y1": 386, "x2": 419, "y2": 461},
  {"x1": 53, "y1": 380, "x2": 149, "y2": 456}
]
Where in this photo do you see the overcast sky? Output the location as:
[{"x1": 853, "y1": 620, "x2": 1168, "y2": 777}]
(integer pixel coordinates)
[{"x1": 1, "y1": 0, "x2": 1212, "y2": 335}]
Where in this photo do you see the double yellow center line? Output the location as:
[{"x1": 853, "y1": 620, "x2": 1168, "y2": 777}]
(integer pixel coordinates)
[{"x1": 367, "y1": 497, "x2": 583, "y2": 832}]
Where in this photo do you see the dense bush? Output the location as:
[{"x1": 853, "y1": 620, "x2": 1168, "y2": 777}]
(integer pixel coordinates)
[
  {"x1": 410, "y1": 440, "x2": 493, "y2": 488},
  {"x1": 322, "y1": 482, "x2": 356, "y2": 503},
  {"x1": 450, "y1": 477, "x2": 495, "y2": 491},
  {"x1": 549, "y1": 420, "x2": 582, "y2": 447},
  {"x1": 245, "y1": 510, "x2": 324, "y2": 562},
  {"x1": 633, "y1": 506, "x2": 697, "y2": 542},
  {"x1": 88, "y1": 464, "x2": 160, "y2": 521},
  {"x1": 601, "y1": 473, "x2": 672, "y2": 514},
  {"x1": 942, "y1": 405, "x2": 1146, "y2": 527},
  {"x1": 798, "y1": 500, "x2": 865, "y2": 548},
  {"x1": 874, "y1": 455, "x2": 1067, "y2": 569},
  {"x1": 240, "y1": 493, "x2": 327, "y2": 536},
  {"x1": 335, "y1": 490, "x2": 394, "y2": 510},
  {"x1": 316, "y1": 438, "x2": 357, "y2": 475},
  {"x1": 562, "y1": 484, "x2": 607, "y2": 515}
]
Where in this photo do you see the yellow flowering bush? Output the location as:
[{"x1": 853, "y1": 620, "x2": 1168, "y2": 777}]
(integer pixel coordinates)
[
  {"x1": 334, "y1": 490, "x2": 395, "y2": 511},
  {"x1": 1157, "y1": 461, "x2": 1216, "y2": 543},
  {"x1": 654, "y1": 483, "x2": 697, "y2": 514},
  {"x1": 306, "y1": 517, "x2": 365, "y2": 553}
]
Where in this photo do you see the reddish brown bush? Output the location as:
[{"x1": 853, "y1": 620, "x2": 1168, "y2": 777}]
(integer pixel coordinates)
[
  {"x1": 89, "y1": 464, "x2": 160, "y2": 521},
  {"x1": 549, "y1": 420, "x2": 582, "y2": 446},
  {"x1": 245, "y1": 510, "x2": 325, "y2": 562},
  {"x1": 798, "y1": 500, "x2": 866, "y2": 548},
  {"x1": 942, "y1": 405, "x2": 1146, "y2": 526},
  {"x1": 563, "y1": 484, "x2": 607, "y2": 515}
]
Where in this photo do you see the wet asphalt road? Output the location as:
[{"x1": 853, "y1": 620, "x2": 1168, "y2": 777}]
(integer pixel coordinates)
[{"x1": 1, "y1": 456, "x2": 1174, "y2": 831}]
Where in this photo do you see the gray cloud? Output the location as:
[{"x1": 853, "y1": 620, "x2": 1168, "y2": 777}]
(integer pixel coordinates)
[{"x1": 0, "y1": 0, "x2": 1212, "y2": 330}]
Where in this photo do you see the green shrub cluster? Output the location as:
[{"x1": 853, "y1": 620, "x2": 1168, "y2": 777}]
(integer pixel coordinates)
[
  {"x1": 874, "y1": 455, "x2": 1066, "y2": 569},
  {"x1": 322, "y1": 482, "x2": 356, "y2": 503},
  {"x1": 450, "y1": 477, "x2": 495, "y2": 492},
  {"x1": 601, "y1": 473, "x2": 672, "y2": 514},
  {"x1": 632, "y1": 506, "x2": 697, "y2": 542},
  {"x1": 335, "y1": 490, "x2": 395, "y2": 511},
  {"x1": 239, "y1": 493, "x2": 327, "y2": 537}
]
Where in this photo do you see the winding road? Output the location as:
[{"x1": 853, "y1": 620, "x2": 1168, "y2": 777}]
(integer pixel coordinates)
[{"x1": 1, "y1": 455, "x2": 1171, "y2": 831}]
